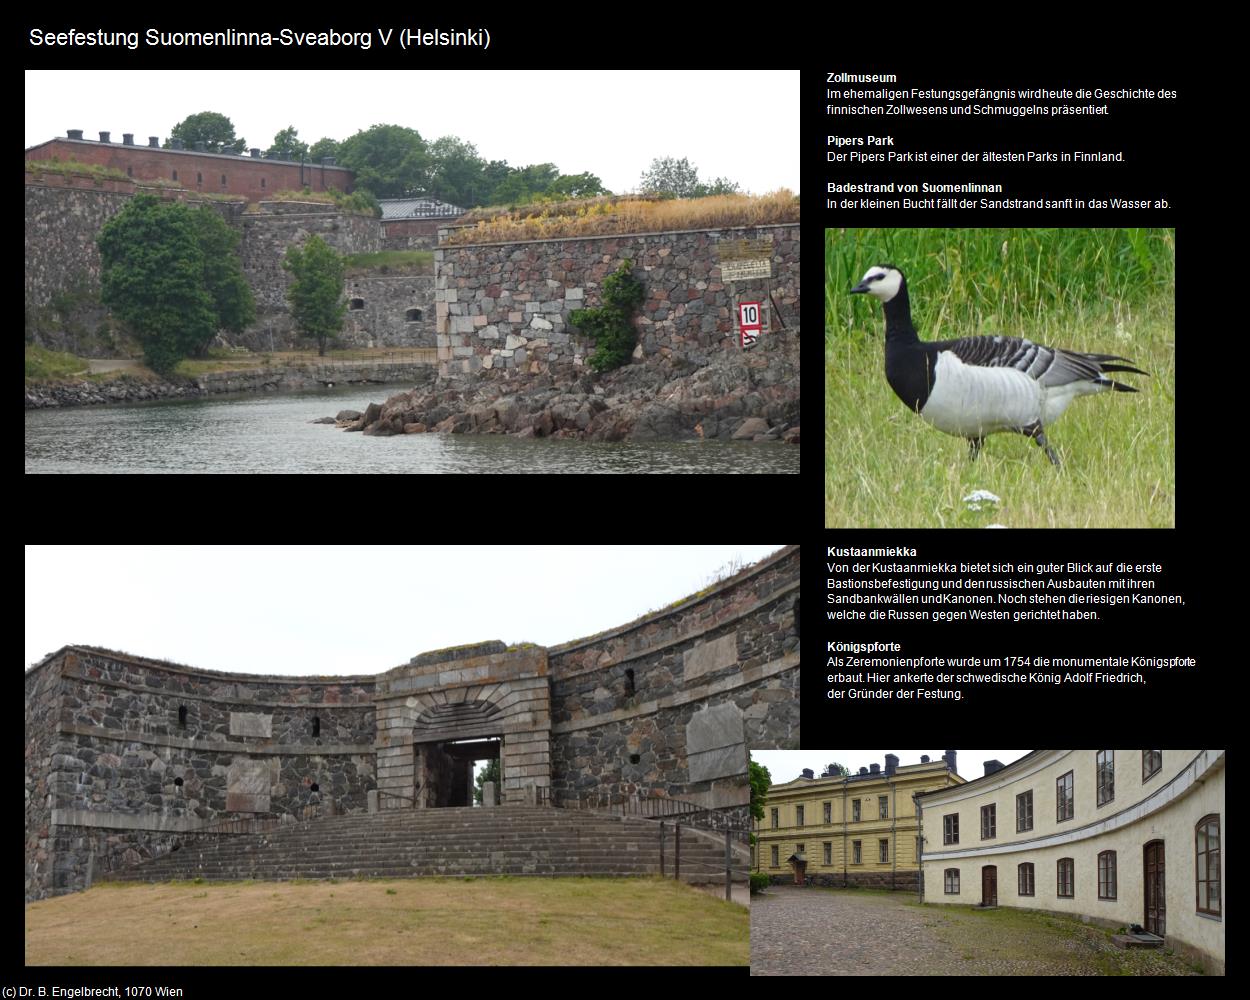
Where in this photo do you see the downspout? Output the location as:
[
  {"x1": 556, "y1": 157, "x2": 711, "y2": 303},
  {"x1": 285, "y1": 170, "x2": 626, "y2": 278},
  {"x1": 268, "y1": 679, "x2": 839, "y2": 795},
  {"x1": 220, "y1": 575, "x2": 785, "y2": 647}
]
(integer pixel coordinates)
[
  {"x1": 891, "y1": 780, "x2": 898, "y2": 890},
  {"x1": 841, "y1": 774, "x2": 848, "y2": 887},
  {"x1": 914, "y1": 792, "x2": 924, "y2": 904}
]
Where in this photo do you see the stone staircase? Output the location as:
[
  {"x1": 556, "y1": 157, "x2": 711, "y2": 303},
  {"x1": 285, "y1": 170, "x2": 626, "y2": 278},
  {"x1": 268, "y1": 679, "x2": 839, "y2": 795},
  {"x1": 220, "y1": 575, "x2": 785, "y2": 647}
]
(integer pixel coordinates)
[{"x1": 102, "y1": 806, "x2": 748, "y2": 887}]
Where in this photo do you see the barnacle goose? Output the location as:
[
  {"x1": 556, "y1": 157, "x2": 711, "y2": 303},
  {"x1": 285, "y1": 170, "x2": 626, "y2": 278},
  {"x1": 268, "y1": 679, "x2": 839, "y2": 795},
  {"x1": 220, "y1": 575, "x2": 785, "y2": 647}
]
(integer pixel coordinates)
[{"x1": 850, "y1": 265, "x2": 1149, "y2": 466}]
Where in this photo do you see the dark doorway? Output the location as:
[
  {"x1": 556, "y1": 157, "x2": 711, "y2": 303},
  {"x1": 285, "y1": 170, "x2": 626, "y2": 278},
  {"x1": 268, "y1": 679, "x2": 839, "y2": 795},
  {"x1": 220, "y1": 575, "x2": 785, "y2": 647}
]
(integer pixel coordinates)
[
  {"x1": 1144, "y1": 840, "x2": 1166, "y2": 936},
  {"x1": 417, "y1": 738, "x2": 501, "y2": 807},
  {"x1": 981, "y1": 865, "x2": 997, "y2": 906}
]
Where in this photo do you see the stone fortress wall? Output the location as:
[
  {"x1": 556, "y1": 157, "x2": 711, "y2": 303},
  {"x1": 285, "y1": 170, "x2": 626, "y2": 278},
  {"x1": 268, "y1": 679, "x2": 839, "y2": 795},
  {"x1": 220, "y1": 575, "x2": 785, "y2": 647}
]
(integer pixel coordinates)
[
  {"x1": 435, "y1": 224, "x2": 800, "y2": 375},
  {"x1": 24, "y1": 173, "x2": 434, "y2": 351},
  {"x1": 25, "y1": 167, "x2": 797, "y2": 363},
  {"x1": 25, "y1": 546, "x2": 799, "y2": 901}
]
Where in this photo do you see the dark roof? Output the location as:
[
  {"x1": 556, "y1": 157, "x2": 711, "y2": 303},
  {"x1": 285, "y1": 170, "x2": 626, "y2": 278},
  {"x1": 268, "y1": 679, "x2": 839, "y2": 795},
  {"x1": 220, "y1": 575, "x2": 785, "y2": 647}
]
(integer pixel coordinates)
[
  {"x1": 378, "y1": 197, "x2": 465, "y2": 220},
  {"x1": 913, "y1": 751, "x2": 1044, "y2": 798}
]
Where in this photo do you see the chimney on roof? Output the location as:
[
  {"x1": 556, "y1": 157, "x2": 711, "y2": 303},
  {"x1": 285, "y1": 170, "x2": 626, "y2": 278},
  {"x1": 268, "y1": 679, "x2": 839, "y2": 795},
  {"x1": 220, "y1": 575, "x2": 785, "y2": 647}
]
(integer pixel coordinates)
[
  {"x1": 67, "y1": 129, "x2": 84, "y2": 140},
  {"x1": 921, "y1": 755, "x2": 930, "y2": 763},
  {"x1": 98, "y1": 131, "x2": 111, "y2": 143},
  {"x1": 323, "y1": 156, "x2": 336, "y2": 166},
  {"x1": 250, "y1": 148, "x2": 261, "y2": 158},
  {"x1": 870, "y1": 763, "x2": 880, "y2": 775},
  {"x1": 943, "y1": 750, "x2": 958, "y2": 774},
  {"x1": 984, "y1": 760, "x2": 1005, "y2": 777},
  {"x1": 859, "y1": 767, "x2": 868, "y2": 775},
  {"x1": 884, "y1": 754, "x2": 899, "y2": 776},
  {"x1": 800, "y1": 768, "x2": 814, "y2": 780},
  {"x1": 194, "y1": 141, "x2": 206, "y2": 152},
  {"x1": 171, "y1": 139, "x2": 184, "y2": 150},
  {"x1": 122, "y1": 133, "x2": 134, "y2": 145},
  {"x1": 148, "y1": 137, "x2": 160, "y2": 147}
]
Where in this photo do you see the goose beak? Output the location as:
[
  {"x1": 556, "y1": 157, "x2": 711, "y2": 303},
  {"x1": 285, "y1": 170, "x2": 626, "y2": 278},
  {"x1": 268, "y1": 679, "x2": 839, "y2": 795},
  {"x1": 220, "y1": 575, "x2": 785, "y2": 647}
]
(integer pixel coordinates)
[{"x1": 849, "y1": 279, "x2": 870, "y2": 295}]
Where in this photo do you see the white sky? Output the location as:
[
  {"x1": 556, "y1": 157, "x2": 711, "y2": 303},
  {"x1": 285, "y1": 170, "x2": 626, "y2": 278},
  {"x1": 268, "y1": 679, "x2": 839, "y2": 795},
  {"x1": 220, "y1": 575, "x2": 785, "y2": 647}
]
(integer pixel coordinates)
[
  {"x1": 751, "y1": 750, "x2": 1033, "y2": 785},
  {"x1": 24, "y1": 70, "x2": 799, "y2": 197},
  {"x1": 25, "y1": 544, "x2": 787, "y2": 676}
]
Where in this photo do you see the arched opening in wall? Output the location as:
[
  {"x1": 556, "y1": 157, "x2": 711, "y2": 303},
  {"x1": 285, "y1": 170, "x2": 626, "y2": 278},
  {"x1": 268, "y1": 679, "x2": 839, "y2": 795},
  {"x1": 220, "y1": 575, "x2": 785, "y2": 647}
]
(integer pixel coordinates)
[
  {"x1": 405, "y1": 308, "x2": 423, "y2": 322},
  {"x1": 312, "y1": 716, "x2": 320, "y2": 737},
  {"x1": 417, "y1": 737, "x2": 501, "y2": 808},
  {"x1": 178, "y1": 705, "x2": 187, "y2": 728},
  {"x1": 349, "y1": 299, "x2": 365, "y2": 311},
  {"x1": 624, "y1": 668, "x2": 635, "y2": 696}
]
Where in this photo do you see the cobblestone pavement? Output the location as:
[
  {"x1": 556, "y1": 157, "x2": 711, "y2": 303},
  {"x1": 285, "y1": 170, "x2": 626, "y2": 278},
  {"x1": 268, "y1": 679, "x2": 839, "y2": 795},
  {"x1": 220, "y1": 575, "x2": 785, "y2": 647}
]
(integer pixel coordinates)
[{"x1": 750, "y1": 887, "x2": 1202, "y2": 976}]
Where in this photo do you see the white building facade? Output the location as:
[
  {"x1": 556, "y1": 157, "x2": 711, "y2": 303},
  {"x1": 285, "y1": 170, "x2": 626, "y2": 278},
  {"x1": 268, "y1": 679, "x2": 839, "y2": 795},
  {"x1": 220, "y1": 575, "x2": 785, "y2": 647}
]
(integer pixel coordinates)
[{"x1": 916, "y1": 750, "x2": 1224, "y2": 974}]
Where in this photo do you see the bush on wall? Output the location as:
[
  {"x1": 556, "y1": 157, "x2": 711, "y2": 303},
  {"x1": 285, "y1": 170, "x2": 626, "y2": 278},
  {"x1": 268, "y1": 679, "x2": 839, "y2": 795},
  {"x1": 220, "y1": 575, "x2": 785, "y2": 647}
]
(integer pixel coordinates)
[{"x1": 570, "y1": 260, "x2": 644, "y2": 373}]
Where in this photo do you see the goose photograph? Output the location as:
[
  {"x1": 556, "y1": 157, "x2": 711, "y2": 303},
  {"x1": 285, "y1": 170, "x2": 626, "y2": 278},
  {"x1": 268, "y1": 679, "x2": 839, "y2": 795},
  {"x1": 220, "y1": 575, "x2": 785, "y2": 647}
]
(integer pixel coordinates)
[{"x1": 825, "y1": 229, "x2": 1174, "y2": 528}]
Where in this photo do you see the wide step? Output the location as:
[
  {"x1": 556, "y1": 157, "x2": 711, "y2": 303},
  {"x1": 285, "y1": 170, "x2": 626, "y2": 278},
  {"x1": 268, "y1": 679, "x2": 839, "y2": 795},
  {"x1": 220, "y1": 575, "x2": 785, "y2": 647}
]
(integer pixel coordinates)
[{"x1": 103, "y1": 808, "x2": 747, "y2": 887}]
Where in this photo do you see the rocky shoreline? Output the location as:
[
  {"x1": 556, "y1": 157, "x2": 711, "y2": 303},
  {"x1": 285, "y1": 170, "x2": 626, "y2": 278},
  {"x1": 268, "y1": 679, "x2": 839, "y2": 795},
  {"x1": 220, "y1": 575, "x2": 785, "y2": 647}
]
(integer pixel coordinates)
[{"x1": 319, "y1": 329, "x2": 800, "y2": 443}]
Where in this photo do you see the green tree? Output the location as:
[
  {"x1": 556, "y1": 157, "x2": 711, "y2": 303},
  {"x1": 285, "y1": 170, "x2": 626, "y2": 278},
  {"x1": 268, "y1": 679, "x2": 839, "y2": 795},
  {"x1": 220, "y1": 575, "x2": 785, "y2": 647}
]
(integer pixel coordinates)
[
  {"x1": 488, "y1": 162, "x2": 561, "y2": 206},
  {"x1": 474, "y1": 759, "x2": 501, "y2": 805},
  {"x1": 337, "y1": 124, "x2": 430, "y2": 198},
  {"x1": 427, "y1": 135, "x2": 488, "y2": 207},
  {"x1": 168, "y1": 111, "x2": 246, "y2": 153},
  {"x1": 308, "y1": 137, "x2": 341, "y2": 163},
  {"x1": 265, "y1": 126, "x2": 308, "y2": 161},
  {"x1": 189, "y1": 207, "x2": 255, "y2": 355},
  {"x1": 283, "y1": 236, "x2": 346, "y2": 356},
  {"x1": 544, "y1": 172, "x2": 611, "y2": 200},
  {"x1": 749, "y1": 760, "x2": 772, "y2": 827},
  {"x1": 639, "y1": 156, "x2": 701, "y2": 197},
  {"x1": 97, "y1": 195, "x2": 219, "y2": 374}
]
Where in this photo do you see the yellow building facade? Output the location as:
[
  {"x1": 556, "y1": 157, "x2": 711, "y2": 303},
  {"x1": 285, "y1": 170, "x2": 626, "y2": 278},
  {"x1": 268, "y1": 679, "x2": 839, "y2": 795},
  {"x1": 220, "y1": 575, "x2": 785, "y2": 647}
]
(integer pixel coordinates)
[
  {"x1": 917, "y1": 750, "x2": 1225, "y2": 974},
  {"x1": 756, "y1": 752, "x2": 966, "y2": 889}
]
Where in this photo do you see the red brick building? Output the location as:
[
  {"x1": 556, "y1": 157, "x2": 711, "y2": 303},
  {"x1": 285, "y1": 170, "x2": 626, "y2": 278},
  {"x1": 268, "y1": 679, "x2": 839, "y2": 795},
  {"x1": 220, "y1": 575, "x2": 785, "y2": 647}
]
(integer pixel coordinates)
[{"x1": 24, "y1": 131, "x2": 354, "y2": 204}]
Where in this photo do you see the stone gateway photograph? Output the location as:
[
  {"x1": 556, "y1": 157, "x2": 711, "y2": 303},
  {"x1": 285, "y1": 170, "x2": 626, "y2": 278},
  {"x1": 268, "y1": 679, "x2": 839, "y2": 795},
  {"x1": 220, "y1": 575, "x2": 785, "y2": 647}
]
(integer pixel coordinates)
[{"x1": 24, "y1": 544, "x2": 798, "y2": 968}]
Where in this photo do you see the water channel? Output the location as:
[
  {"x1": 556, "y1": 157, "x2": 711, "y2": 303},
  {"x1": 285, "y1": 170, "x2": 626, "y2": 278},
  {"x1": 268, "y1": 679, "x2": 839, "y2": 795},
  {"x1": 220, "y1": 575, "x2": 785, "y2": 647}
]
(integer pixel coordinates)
[{"x1": 25, "y1": 384, "x2": 800, "y2": 474}]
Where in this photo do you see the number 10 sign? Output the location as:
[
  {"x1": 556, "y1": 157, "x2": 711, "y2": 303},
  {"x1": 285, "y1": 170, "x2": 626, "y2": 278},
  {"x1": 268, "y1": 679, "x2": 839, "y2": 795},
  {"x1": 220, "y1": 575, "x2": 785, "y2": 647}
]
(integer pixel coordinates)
[{"x1": 738, "y1": 301, "x2": 762, "y2": 349}]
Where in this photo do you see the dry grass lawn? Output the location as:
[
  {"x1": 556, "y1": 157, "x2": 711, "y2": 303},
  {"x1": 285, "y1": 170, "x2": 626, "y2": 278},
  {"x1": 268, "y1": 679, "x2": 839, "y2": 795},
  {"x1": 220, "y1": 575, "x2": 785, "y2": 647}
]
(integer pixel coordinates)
[{"x1": 25, "y1": 877, "x2": 747, "y2": 966}]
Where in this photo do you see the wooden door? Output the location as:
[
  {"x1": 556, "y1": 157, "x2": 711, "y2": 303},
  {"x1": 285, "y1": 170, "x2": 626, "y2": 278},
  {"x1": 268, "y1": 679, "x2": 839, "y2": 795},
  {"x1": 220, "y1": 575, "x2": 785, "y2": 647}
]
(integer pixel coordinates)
[
  {"x1": 1144, "y1": 840, "x2": 1166, "y2": 936},
  {"x1": 982, "y1": 865, "x2": 997, "y2": 906}
]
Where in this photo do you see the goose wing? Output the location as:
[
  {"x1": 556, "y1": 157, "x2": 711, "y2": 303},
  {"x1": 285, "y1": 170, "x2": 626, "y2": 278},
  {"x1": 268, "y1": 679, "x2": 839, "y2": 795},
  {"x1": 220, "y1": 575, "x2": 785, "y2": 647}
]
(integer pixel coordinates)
[{"x1": 934, "y1": 335, "x2": 1147, "y2": 387}]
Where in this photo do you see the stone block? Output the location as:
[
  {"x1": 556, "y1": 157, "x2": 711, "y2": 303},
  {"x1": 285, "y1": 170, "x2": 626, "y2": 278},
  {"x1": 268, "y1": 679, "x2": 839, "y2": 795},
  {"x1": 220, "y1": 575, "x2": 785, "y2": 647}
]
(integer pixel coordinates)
[
  {"x1": 682, "y1": 632, "x2": 739, "y2": 681},
  {"x1": 530, "y1": 316, "x2": 553, "y2": 331},
  {"x1": 229, "y1": 712, "x2": 273, "y2": 738},
  {"x1": 226, "y1": 759, "x2": 272, "y2": 813},
  {"x1": 565, "y1": 287, "x2": 585, "y2": 300},
  {"x1": 505, "y1": 334, "x2": 528, "y2": 350},
  {"x1": 686, "y1": 702, "x2": 746, "y2": 782},
  {"x1": 480, "y1": 325, "x2": 499, "y2": 340}
]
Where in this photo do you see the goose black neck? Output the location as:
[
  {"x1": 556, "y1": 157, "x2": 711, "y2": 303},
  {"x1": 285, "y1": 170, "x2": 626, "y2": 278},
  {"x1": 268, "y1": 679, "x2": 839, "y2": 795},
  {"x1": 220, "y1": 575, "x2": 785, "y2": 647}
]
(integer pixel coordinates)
[{"x1": 881, "y1": 282, "x2": 918, "y2": 343}]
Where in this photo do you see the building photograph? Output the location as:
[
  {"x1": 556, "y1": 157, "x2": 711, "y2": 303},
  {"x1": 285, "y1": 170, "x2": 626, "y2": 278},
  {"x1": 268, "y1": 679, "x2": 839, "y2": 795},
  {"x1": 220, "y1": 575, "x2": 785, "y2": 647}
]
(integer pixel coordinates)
[{"x1": 750, "y1": 750, "x2": 1224, "y2": 976}]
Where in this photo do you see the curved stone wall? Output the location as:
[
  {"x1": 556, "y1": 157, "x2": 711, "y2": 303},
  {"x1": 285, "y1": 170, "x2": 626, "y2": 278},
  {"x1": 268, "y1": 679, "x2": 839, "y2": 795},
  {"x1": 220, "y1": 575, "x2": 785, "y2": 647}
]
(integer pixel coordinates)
[
  {"x1": 918, "y1": 749, "x2": 1225, "y2": 973},
  {"x1": 24, "y1": 545, "x2": 800, "y2": 900},
  {"x1": 547, "y1": 545, "x2": 799, "y2": 811}
]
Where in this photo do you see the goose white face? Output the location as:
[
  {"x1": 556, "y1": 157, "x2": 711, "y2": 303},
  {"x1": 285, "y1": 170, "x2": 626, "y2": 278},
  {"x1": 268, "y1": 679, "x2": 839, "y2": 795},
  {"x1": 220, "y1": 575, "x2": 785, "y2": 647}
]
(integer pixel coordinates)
[{"x1": 852, "y1": 266, "x2": 903, "y2": 302}]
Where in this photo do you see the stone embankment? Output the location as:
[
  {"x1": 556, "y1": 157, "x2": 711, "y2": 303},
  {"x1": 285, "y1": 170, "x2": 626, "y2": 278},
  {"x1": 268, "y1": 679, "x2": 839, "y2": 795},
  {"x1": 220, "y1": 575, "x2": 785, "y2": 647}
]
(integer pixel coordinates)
[
  {"x1": 24, "y1": 363, "x2": 434, "y2": 409},
  {"x1": 326, "y1": 329, "x2": 800, "y2": 443}
]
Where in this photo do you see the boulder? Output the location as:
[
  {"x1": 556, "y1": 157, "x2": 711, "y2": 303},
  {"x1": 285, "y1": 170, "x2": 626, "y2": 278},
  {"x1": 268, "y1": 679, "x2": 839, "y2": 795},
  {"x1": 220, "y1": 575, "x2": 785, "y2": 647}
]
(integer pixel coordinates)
[
  {"x1": 311, "y1": 416, "x2": 336, "y2": 424},
  {"x1": 335, "y1": 409, "x2": 362, "y2": 422},
  {"x1": 732, "y1": 417, "x2": 771, "y2": 440}
]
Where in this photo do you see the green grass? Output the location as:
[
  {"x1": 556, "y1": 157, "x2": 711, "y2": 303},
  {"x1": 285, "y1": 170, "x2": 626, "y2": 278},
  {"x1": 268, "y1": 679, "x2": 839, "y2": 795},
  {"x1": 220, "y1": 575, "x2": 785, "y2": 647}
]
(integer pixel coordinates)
[
  {"x1": 25, "y1": 877, "x2": 746, "y2": 966},
  {"x1": 826, "y1": 228, "x2": 1175, "y2": 528},
  {"x1": 25, "y1": 345, "x2": 89, "y2": 380},
  {"x1": 341, "y1": 250, "x2": 434, "y2": 273}
]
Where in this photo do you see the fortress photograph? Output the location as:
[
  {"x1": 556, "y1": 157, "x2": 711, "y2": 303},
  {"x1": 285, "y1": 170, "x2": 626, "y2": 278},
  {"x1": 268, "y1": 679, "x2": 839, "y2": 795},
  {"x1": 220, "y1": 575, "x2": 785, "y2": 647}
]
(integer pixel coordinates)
[{"x1": 25, "y1": 544, "x2": 797, "y2": 968}]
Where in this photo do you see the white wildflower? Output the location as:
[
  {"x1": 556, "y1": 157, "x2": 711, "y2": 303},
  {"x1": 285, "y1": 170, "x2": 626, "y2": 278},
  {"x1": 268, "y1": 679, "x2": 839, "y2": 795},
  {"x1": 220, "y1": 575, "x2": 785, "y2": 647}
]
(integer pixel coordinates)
[{"x1": 962, "y1": 489, "x2": 1001, "y2": 512}]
